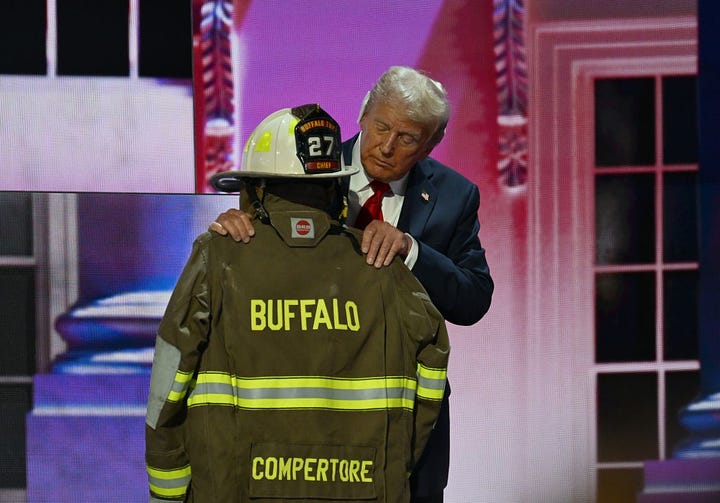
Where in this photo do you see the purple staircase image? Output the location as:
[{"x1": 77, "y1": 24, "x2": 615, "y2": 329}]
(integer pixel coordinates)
[{"x1": 638, "y1": 457, "x2": 720, "y2": 502}]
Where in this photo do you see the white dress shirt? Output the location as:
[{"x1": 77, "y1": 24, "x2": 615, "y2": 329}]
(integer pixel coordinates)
[{"x1": 347, "y1": 133, "x2": 419, "y2": 269}]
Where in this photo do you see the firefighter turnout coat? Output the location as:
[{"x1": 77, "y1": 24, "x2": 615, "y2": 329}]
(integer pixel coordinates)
[{"x1": 145, "y1": 194, "x2": 450, "y2": 502}]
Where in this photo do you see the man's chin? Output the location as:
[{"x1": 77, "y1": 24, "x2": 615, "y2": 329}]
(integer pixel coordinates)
[{"x1": 364, "y1": 162, "x2": 395, "y2": 181}]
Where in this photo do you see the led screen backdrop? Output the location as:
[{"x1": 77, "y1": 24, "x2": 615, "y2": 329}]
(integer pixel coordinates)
[
  {"x1": 0, "y1": 1, "x2": 195, "y2": 193},
  {"x1": 7, "y1": 1, "x2": 504, "y2": 500},
  {"x1": 0, "y1": 1, "x2": 710, "y2": 502},
  {"x1": 192, "y1": 0, "x2": 501, "y2": 192},
  {"x1": 23, "y1": 193, "x2": 235, "y2": 502}
]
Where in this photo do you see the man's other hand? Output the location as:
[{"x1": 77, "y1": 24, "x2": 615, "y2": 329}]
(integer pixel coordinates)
[{"x1": 209, "y1": 209, "x2": 255, "y2": 243}]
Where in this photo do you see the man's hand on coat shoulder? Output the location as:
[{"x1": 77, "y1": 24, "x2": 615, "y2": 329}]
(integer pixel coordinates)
[
  {"x1": 209, "y1": 209, "x2": 255, "y2": 243},
  {"x1": 361, "y1": 220, "x2": 412, "y2": 268}
]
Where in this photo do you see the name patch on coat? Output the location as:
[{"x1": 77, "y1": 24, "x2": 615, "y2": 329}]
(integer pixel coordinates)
[
  {"x1": 250, "y1": 298, "x2": 360, "y2": 332},
  {"x1": 249, "y1": 442, "x2": 377, "y2": 499}
]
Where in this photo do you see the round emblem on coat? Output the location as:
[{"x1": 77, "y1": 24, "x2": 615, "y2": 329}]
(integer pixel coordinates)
[{"x1": 295, "y1": 220, "x2": 312, "y2": 235}]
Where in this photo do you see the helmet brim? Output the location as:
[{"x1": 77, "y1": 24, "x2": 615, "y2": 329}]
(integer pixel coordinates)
[{"x1": 210, "y1": 165, "x2": 360, "y2": 193}]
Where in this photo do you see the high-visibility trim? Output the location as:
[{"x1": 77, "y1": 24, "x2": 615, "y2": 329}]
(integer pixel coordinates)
[
  {"x1": 167, "y1": 369, "x2": 194, "y2": 402},
  {"x1": 416, "y1": 363, "x2": 447, "y2": 401},
  {"x1": 186, "y1": 372, "x2": 417, "y2": 411},
  {"x1": 147, "y1": 464, "x2": 191, "y2": 499},
  {"x1": 147, "y1": 337, "x2": 183, "y2": 429}
]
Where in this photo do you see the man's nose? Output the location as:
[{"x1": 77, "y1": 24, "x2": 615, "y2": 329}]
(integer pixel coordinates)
[{"x1": 379, "y1": 133, "x2": 397, "y2": 155}]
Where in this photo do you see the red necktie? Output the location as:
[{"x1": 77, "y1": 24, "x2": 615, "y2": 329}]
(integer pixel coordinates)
[{"x1": 355, "y1": 180, "x2": 391, "y2": 230}]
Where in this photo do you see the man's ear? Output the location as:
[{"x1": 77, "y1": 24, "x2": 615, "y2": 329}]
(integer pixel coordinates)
[
  {"x1": 425, "y1": 127, "x2": 445, "y2": 155},
  {"x1": 419, "y1": 144, "x2": 435, "y2": 160}
]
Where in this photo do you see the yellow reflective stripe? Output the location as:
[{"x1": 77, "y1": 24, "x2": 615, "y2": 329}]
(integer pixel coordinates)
[
  {"x1": 147, "y1": 465, "x2": 191, "y2": 479},
  {"x1": 186, "y1": 372, "x2": 417, "y2": 410},
  {"x1": 167, "y1": 369, "x2": 194, "y2": 402},
  {"x1": 416, "y1": 363, "x2": 447, "y2": 401},
  {"x1": 416, "y1": 386, "x2": 444, "y2": 401},
  {"x1": 189, "y1": 392, "x2": 235, "y2": 406},
  {"x1": 147, "y1": 464, "x2": 191, "y2": 498},
  {"x1": 417, "y1": 364, "x2": 446, "y2": 381}
]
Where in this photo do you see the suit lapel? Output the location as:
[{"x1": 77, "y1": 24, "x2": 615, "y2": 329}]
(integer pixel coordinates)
[
  {"x1": 342, "y1": 135, "x2": 436, "y2": 235},
  {"x1": 398, "y1": 160, "x2": 436, "y2": 235}
]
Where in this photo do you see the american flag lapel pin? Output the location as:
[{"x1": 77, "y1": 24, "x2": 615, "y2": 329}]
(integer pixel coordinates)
[{"x1": 421, "y1": 191, "x2": 430, "y2": 202}]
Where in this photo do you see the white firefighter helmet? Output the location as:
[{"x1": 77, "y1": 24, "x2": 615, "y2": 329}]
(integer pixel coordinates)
[{"x1": 211, "y1": 104, "x2": 358, "y2": 192}]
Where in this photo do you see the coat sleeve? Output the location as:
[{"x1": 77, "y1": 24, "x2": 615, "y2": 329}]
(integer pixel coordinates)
[
  {"x1": 145, "y1": 235, "x2": 212, "y2": 501},
  {"x1": 390, "y1": 263, "x2": 451, "y2": 468},
  {"x1": 410, "y1": 295, "x2": 451, "y2": 466},
  {"x1": 412, "y1": 183, "x2": 493, "y2": 326}
]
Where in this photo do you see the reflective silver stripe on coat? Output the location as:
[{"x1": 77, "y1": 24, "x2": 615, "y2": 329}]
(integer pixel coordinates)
[
  {"x1": 147, "y1": 464, "x2": 191, "y2": 499},
  {"x1": 186, "y1": 373, "x2": 417, "y2": 410},
  {"x1": 416, "y1": 363, "x2": 447, "y2": 401}
]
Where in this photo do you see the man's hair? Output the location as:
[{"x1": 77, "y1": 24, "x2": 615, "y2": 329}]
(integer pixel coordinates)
[{"x1": 365, "y1": 66, "x2": 450, "y2": 146}]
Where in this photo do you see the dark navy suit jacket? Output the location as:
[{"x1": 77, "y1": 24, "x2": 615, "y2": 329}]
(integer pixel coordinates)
[{"x1": 342, "y1": 135, "x2": 494, "y2": 495}]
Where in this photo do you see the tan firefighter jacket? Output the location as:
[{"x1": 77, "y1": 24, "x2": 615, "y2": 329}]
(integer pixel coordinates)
[{"x1": 145, "y1": 194, "x2": 450, "y2": 502}]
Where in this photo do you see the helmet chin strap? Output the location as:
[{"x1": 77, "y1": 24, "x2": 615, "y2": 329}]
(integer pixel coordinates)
[{"x1": 245, "y1": 181, "x2": 271, "y2": 224}]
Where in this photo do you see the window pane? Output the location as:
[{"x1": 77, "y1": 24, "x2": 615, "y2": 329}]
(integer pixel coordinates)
[
  {"x1": 664, "y1": 270, "x2": 699, "y2": 361},
  {"x1": 0, "y1": 0, "x2": 46, "y2": 75},
  {"x1": 57, "y1": 0, "x2": 129, "y2": 76},
  {"x1": 597, "y1": 467, "x2": 644, "y2": 503},
  {"x1": 139, "y1": 0, "x2": 192, "y2": 78},
  {"x1": 596, "y1": 174, "x2": 655, "y2": 265},
  {"x1": 595, "y1": 77, "x2": 655, "y2": 167},
  {"x1": 663, "y1": 171, "x2": 699, "y2": 262},
  {"x1": 665, "y1": 371, "x2": 701, "y2": 456},
  {"x1": 0, "y1": 269, "x2": 36, "y2": 375},
  {"x1": 597, "y1": 372, "x2": 658, "y2": 462},
  {"x1": 596, "y1": 271, "x2": 655, "y2": 363},
  {"x1": 662, "y1": 76, "x2": 698, "y2": 164},
  {"x1": 0, "y1": 384, "x2": 32, "y2": 488},
  {"x1": 0, "y1": 193, "x2": 33, "y2": 256}
]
